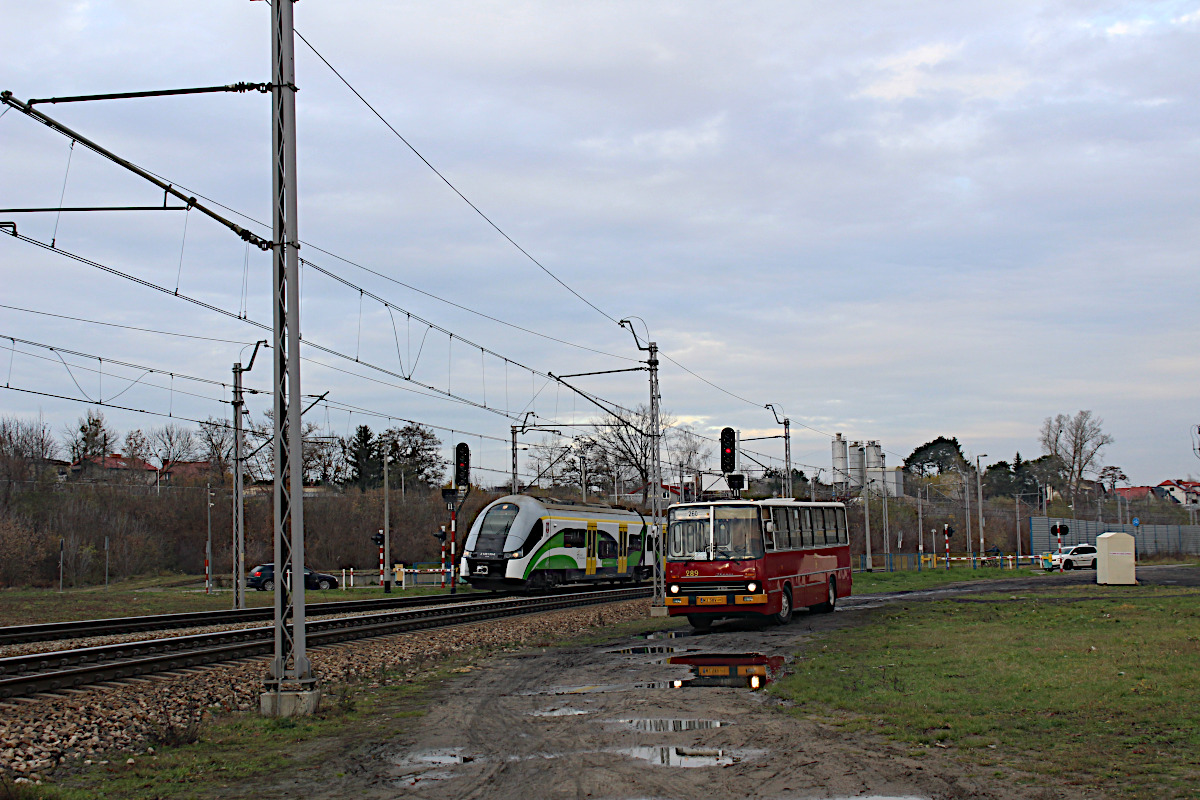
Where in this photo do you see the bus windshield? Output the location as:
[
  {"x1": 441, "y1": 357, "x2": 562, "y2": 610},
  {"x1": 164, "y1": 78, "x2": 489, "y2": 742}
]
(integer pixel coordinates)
[{"x1": 667, "y1": 505, "x2": 764, "y2": 561}]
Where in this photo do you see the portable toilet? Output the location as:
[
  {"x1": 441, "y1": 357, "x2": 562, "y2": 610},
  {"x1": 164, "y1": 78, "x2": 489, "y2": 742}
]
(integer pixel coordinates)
[{"x1": 1096, "y1": 531, "x2": 1136, "y2": 585}]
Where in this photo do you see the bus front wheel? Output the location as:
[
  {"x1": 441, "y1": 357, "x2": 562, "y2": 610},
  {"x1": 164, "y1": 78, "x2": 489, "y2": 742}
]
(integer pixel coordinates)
[
  {"x1": 687, "y1": 614, "x2": 712, "y2": 631},
  {"x1": 773, "y1": 587, "x2": 793, "y2": 625}
]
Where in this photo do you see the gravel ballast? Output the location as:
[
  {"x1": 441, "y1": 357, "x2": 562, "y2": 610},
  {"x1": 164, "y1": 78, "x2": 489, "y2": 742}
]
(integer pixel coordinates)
[{"x1": 0, "y1": 598, "x2": 651, "y2": 781}]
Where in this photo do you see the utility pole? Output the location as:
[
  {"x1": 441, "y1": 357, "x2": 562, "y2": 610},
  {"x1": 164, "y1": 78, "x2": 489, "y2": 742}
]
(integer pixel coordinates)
[
  {"x1": 263, "y1": 0, "x2": 317, "y2": 717},
  {"x1": 232, "y1": 340, "x2": 264, "y2": 611},
  {"x1": 511, "y1": 426, "x2": 519, "y2": 495},
  {"x1": 976, "y1": 454, "x2": 987, "y2": 559},
  {"x1": 206, "y1": 482, "x2": 213, "y2": 595},
  {"x1": 383, "y1": 450, "x2": 391, "y2": 593},
  {"x1": 1014, "y1": 495, "x2": 1021, "y2": 562},
  {"x1": 963, "y1": 469, "x2": 973, "y2": 566},
  {"x1": 766, "y1": 404, "x2": 791, "y2": 498},
  {"x1": 620, "y1": 319, "x2": 664, "y2": 609},
  {"x1": 860, "y1": 446, "x2": 871, "y2": 571}
]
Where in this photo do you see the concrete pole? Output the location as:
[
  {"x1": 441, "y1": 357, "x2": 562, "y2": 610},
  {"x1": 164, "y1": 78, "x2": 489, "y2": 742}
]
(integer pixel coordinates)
[
  {"x1": 860, "y1": 447, "x2": 871, "y2": 571},
  {"x1": 784, "y1": 418, "x2": 792, "y2": 498},
  {"x1": 232, "y1": 361, "x2": 245, "y2": 610},
  {"x1": 206, "y1": 482, "x2": 213, "y2": 595},
  {"x1": 383, "y1": 453, "x2": 391, "y2": 593},
  {"x1": 976, "y1": 455, "x2": 987, "y2": 559},
  {"x1": 649, "y1": 341, "x2": 664, "y2": 604},
  {"x1": 511, "y1": 426, "x2": 519, "y2": 495}
]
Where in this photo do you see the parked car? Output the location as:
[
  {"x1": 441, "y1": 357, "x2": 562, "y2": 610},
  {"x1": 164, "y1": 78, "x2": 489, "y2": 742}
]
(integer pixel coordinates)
[
  {"x1": 1044, "y1": 544, "x2": 1098, "y2": 571},
  {"x1": 247, "y1": 564, "x2": 340, "y2": 591}
]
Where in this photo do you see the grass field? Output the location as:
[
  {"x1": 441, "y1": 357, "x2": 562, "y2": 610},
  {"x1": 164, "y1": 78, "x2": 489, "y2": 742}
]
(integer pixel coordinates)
[
  {"x1": 850, "y1": 557, "x2": 1198, "y2": 594},
  {"x1": 774, "y1": 583, "x2": 1200, "y2": 798},
  {"x1": 0, "y1": 574, "x2": 474, "y2": 627}
]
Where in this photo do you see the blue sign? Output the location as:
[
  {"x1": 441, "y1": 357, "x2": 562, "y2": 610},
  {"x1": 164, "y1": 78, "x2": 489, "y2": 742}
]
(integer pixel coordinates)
[{"x1": 1131, "y1": 517, "x2": 1140, "y2": 527}]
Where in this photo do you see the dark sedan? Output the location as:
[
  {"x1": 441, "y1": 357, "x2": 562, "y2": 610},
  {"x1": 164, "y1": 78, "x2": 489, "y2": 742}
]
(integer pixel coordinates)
[{"x1": 247, "y1": 564, "x2": 340, "y2": 591}]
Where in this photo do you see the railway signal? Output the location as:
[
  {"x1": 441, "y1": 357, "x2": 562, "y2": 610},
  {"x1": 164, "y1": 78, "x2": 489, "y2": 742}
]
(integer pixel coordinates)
[
  {"x1": 371, "y1": 530, "x2": 384, "y2": 546},
  {"x1": 454, "y1": 442, "x2": 471, "y2": 488},
  {"x1": 720, "y1": 427, "x2": 736, "y2": 473}
]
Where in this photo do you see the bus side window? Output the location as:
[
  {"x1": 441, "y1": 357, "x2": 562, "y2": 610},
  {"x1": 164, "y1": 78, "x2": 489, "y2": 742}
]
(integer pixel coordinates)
[
  {"x1": 771, "y1": 508, "x2": 788, "y2": 550},
  {"x1": 800, "y1": 508, "x2": 812, "y2": 547},
  {"x1": 812, "y1": 508, "x2": 827, "y2": 544},
  {"x1": 836, "y1": 508, "x2": 848, "y2": 544}
]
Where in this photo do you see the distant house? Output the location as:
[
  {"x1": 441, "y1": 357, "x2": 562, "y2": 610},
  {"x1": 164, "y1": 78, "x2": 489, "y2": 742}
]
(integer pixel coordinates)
[
  {"x1": 1114, "y1": 486, "x2": 1154, "y2": 502},
  {"x1": 70, "y1": 453, "x2": 158, "y2": 484},
  {"x1": 1154, "y1": 480, "x2": 1200, "y2": 505},
  {"x1": 157, "y1": 460, "x2": 215, "y2": 485}
]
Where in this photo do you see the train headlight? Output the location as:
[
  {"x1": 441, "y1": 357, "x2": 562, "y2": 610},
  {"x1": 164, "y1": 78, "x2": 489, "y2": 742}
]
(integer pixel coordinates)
[
  {"x1": 669, "y1": 584, "x2": 680, "y2": 594},
  {"x1": 505, "y1": 550, "x2": 523, "y2": 559},
  {"x1": 750, "y1": 675, "x2": 762, "y2": 690},
  {"x1": 747, "y1": 581, "x2": 758, "y2": 593}
]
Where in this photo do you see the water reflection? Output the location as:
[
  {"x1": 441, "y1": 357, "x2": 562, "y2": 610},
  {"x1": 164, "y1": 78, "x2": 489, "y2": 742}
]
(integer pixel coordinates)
[
  {"x1": 665, "y1": 652, "x2": 786, "y2": 690},
  {"x1": 617, "y1": 718, "x2": 726, "y2": 731},
  {"x1": 615, "y1": 746, "x2": 760, "y2": 767}
]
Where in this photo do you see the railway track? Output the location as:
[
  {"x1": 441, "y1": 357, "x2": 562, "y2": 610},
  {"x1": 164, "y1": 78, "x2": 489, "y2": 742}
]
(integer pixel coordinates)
[
  {"x1": 0, "y1": 591, "x2": 504, "y2": 647},
  {"x1": 0, "y1": 586, "x2": 651, "y2": 700}
]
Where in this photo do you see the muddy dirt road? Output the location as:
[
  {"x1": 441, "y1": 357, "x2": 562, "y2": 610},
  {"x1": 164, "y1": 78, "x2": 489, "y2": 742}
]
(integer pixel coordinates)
[{"x1": 253, "y1": 566, "x2": 1198, "y2": 800}]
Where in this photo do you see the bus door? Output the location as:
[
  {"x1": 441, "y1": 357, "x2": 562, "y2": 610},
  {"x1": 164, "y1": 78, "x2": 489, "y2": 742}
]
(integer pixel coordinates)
[
  {"x1": 617, "y1": 523, "x2": 629, "y2": 575},
  {"x1": 586, "y1": 521, "x2": 598, "y2": 575}
]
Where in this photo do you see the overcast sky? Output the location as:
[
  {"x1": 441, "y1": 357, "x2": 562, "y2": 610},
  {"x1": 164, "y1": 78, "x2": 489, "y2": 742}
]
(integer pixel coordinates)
[{"x1": 1, "y1": 1, "x2": 1197, "y2": 487}]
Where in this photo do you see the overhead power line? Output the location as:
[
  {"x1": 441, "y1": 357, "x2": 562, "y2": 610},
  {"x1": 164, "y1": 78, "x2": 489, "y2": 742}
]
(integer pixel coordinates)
[{"x1": 290, "y1": 28, "x2": 620, "y2": 328}]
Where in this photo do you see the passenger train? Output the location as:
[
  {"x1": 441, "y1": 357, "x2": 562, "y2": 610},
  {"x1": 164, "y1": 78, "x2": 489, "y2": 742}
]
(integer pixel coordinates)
[{"x1": 460, "y1": 495, "x2": 654, "y2": 592}]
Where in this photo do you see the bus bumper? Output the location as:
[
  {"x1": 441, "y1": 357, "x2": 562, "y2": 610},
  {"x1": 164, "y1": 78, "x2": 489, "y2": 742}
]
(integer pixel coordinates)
[{"x1": 664, "y1": 593, "x2": 768, "y2": 610}]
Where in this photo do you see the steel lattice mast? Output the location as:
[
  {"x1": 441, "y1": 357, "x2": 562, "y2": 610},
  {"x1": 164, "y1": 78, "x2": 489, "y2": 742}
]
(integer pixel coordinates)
[{"x1": 263, "y1": 0, "x2": 318, "y2": 714}]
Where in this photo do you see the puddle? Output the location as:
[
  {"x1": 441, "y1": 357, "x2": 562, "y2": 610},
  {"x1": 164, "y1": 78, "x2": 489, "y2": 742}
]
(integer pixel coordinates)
[
  {"x1": 610, "y1": 645, "x2": 678, "y2": 654},
  {"x1": 666, "y1": 652, "x2": 787, "y2": 690},
  {"x1": 404, "y1": 748, "x2": 478, "y2": 766},
  {"x1": 390, "y1": 748, "x2": 483, "y2": 786},
  {"x1": 518, "y1": 684, "x2": 627, "y2": 696},
  {"x1": 641, "y1": 630, "x2": 695, "y2": 639},
  {"x1": 617, "y1": 718, "x2": 726, "y2": 731},
  {"x1": 529, "y1": 707, "x2": 591, "y2": 716},
  {"x1": 395, "y1": 769, "x2": 457, "y2": 786},
  {"x1": 615, "y1": 746, "x2": 761, "y2": 767}
]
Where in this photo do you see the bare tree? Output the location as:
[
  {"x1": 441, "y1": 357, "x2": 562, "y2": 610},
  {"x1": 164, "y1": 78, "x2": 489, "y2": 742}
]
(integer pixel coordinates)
[
  {"x1": 151, "y1": 423, "x2": 198, "y2": 470},
  {"x1": 198, "y1": 418, "x2": 235, "y2": 477},
  {"x1": 590, "y1": 404, "x2": 676, "y2": 504},
  {"x1": 1039, "y1": 410, "x2": 1114, "y2": 507},
  {"x1": 528, "y1": 435, "x2": 574, "y2": 490},
  {"x1": 63, "y1": 409, "x2": 118, "y2": 464},
  {"x1": 1098, "y1": 465, "x2": 1128, "y2": 494}
]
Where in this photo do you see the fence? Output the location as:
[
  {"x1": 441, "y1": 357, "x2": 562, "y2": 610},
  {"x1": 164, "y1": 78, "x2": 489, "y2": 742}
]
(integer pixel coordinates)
[
  {"x1": 339, "y1": 562, "x2": 452, "y2": 589},
  {"x1": 856, "y1": 553, "x2": 1040, "y2": 573},
  {"x1": 1030, "y1": 517, "x2": 1200, "y2": 557}
]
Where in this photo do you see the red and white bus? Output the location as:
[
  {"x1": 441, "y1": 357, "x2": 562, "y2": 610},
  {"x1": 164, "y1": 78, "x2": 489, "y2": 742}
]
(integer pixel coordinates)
[{"x1": 663, "y1": 499, "x2": 852, "y2": 629}]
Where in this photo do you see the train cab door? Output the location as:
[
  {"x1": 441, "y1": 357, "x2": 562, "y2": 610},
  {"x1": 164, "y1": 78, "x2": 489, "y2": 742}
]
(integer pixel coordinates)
[
  {"x1": 585, "y1": 521, "x2": 598, "y2": 575},
  {"x1": 617, "y1": 523, "x2": 629, "y2": 575}
]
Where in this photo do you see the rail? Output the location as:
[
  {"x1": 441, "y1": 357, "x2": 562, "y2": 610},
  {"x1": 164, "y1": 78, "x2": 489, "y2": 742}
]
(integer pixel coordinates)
[{"x1": 0, "y1": 586, "x2": 651, "y2": 699}]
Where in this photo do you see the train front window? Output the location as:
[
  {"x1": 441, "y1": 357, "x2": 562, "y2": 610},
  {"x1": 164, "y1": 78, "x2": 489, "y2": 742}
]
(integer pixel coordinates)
[{"x1": 474, "y1": 503, "x2": 519, "y2": 554}]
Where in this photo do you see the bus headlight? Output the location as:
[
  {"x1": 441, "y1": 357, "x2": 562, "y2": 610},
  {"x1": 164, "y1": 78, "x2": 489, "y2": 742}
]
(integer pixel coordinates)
[
  {"x1": 669, "y1": 584, "x2": 680, "y2": 594},
  {"x1": 747, "y1": 581, "x2": 757, "y2": 593}
]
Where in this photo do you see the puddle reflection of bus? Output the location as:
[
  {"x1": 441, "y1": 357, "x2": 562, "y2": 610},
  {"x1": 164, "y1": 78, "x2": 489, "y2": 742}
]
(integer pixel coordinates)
[
  {"x1": 664, "y1": 500, "x2": 852, "y2": 630},
  {"x1": 667, "y1": 653, "x2": 786, "y2": 690}
]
